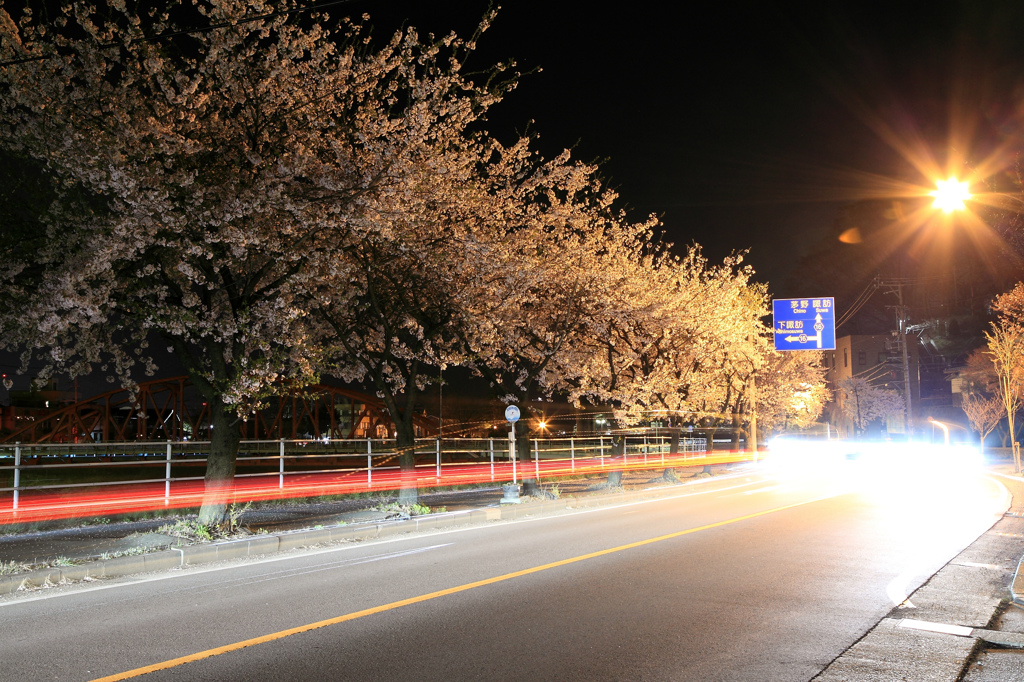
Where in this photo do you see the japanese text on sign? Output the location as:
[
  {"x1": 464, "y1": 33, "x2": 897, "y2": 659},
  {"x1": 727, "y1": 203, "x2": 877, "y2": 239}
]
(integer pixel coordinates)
[{"x1": 772, "y1": 297, "x2": 836, "y2": 351}]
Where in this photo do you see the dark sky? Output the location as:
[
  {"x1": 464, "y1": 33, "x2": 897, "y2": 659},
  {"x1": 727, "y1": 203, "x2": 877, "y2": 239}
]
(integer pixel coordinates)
[{"x1": 348, "y1": 1, "x2": 1024, "y2": 288}]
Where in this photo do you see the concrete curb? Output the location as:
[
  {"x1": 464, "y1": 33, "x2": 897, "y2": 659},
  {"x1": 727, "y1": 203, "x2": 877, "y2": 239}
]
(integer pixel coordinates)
[
  {"x1": 1012, "y1": 554, "x2": 1024, "y2": 606},
  {"x1": 0, "y1": 472, "x2": 739, "y2": 596},
  {"x1": 993, "y1": 471, "x2": 1024, "y2": 608}
]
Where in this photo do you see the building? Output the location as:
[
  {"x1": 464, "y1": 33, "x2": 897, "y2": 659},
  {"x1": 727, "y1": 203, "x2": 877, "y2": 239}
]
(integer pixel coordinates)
[{"x1": 823, "y1": 334, "x2": 920, "y2": 436}]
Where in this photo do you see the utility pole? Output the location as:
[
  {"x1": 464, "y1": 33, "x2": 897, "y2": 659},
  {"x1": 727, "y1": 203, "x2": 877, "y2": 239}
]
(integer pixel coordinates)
[
  {"x1": 749, "y1": 370, "x2": 757, "y2": 460},
  {"x1": 879, "y1": 278, "x2": 913, "y2": 435}
]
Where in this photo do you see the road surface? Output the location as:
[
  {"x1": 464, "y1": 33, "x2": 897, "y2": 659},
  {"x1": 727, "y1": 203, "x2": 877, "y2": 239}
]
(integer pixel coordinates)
[{"x1": 0, "y1": 460, "x2": 1007, "y2": 681}]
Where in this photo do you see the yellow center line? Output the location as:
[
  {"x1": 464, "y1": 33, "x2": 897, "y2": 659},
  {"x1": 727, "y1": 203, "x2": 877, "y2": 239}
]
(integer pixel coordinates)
[{"x1": 92, "y1": 496, "x2": 825, "y2": 681}]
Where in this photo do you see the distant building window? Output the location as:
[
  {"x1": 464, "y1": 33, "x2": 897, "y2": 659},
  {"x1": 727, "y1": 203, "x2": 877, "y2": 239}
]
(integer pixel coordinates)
[
  {"x1": 858, "y1": 351, "x2": 866, "y2": 365},
  {"x1": 844, "y1": 349, "x2": 848, "y2": 368}
]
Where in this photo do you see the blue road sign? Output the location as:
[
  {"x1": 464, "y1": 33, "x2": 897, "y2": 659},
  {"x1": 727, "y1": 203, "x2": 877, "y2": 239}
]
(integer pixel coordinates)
[{"x1": 772, "y1": 297, "x2": 836, "y2": 351}]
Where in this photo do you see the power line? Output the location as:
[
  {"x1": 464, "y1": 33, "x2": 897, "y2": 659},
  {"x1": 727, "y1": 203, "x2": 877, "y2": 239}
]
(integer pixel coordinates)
[{"x1": 835, "y1": 279, "x2": 877, "y2": 329}]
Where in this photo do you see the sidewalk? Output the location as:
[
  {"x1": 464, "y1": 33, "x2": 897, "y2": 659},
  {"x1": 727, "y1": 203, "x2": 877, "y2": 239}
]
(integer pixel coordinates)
[{"x1": 815, "y1": 466, "x2": 1024, "y2": 681}]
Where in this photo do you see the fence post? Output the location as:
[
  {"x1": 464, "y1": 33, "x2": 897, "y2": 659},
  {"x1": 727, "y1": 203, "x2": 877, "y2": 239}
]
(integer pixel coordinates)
[
  {"x1": 279, "y1": 438, "x2": 285, "y2": 489},
  {"x1": 367, "y1": 438, "x2": 372, "y2": 488},
  {"x1": 570, "y1": 437, "x2": 575, "y2": 472},
  {"x1": 533, "y1": 438, "x2": 539, "y2": 479},
  {"x1": 13, "y1": 442, "x2": 20, "y2": 511},
  {"x1": 489, "y1": 438, "x2": 494, "y2": 482},
  {"x1": 436, "y1": 438, "x2": 441, "y2": 481},
  {"x1": 165, "y1": 441, "x2": 172, "y2": 506}
]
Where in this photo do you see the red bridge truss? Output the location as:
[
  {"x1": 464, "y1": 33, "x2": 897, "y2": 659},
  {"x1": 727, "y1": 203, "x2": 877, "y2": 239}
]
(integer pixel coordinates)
[{"x1": 0, "y1": 376, "x2": 438, "y2": 444}]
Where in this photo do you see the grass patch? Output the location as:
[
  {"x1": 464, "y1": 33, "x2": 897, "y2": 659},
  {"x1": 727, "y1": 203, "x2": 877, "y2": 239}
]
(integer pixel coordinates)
[
  {"x1": 99, "y1": 546, "x2": 148, "y2": 561},
  {"x1": 158, "y1": 519, "x2": 214, "y2": 543},
  {"x1": 373, "y1": 502, "x2": 441, "y2": 517},
  {"x1": 0, "y1": 506, "x2": 200, "y2": 537},
  {"x1": 0, "y1": 559, "x2": 30, "y2": 575}
]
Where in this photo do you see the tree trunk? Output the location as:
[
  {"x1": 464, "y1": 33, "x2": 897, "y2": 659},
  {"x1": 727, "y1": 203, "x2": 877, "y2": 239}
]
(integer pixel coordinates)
[
  {"x1": 197, "y1": 398, "x2": 242, "y2": 528},
  {"x1": 731, "y1": 412, "x2": 742, "y2": 450},
  {"x1": 661, "y1": 428, "x2": 680, "y2": 481},
  {"x1": 605, "y1": 433, "x2": 626, "y2": 486},
  {"x1": 395, "y1": 415, "x2": 419, "y2": 506}
]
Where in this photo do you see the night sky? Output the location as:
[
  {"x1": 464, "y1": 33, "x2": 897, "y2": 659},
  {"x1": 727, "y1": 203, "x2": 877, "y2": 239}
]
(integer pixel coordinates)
[{"x1": 348, "y1": 1, "x2": 1024, "y2": 288}]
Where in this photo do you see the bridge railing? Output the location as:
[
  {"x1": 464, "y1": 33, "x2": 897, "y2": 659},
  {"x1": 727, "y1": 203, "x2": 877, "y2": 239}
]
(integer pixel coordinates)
[{"x1": 0, "y1": 433, "x2": 712, "y2": 519}]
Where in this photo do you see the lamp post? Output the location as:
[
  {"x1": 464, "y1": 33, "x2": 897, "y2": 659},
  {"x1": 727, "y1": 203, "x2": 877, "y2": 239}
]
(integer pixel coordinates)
[{"x1": 887, "y1": 178, "x2": 971, "y2": 438}]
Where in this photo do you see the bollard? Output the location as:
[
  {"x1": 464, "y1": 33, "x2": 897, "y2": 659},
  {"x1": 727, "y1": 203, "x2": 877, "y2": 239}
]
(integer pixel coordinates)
[
  {"x1": 436, "y1": 439, "x2": 441, "y2": 481},
  {"x1": 489, "y1": 439, "x2": 494, "y2": 482},
  {"x1": 279, "y1": 438, "x2": 285, "y2": 489},
  {"x1": 571, "y1": 437, "x2": 575, "y2": 472},
  {"x1": 534, "y1": 438, "x2": 539, "y2": 480},
  {"x1": 165, "y1": 441, "x2": 172, "y2": 506},
  {"x1": 13, "y1": 442, "x2": 20, "y2": 511},
  {"x1": 367, "y1": 438, "x2": 373, "y2": 488}
]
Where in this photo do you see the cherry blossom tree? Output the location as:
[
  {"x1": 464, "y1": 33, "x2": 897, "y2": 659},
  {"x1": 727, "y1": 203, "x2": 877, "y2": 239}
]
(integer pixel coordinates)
[
  {"x1": 753, "y1": 350, "x2": 829, "y2": 434},
  {"x1": 955, "y1": 347, "x2": 1004, "y2": 451},
  {"x1": 311, "y1": 146, "x2": 503, "y2": 504},
  {"x1": 835, "y1": 377, "x2": 903, "y2": 436},
  {"x1": 988, "y1": 285, "x2": 1024, "y2": 469},
  {"x1": 0, "y1": 1, "x2": 509, "y2": 524},
  {"x1": 960, "y1": 391, "x2": 1004, "y2": 453},
  {"x1": 565, "y1": 246, "x2": 760, "y2": 478},
  {"x1": 447, "y1": 146, "x2": 661, "y2": 494},
  {"x1": 986, "y1": 322, "x2": 1024, "y2": 471}
]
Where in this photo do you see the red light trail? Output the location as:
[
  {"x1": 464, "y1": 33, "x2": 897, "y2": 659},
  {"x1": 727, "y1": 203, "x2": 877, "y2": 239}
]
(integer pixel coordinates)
[{"x1": 0, "y1": 451, "x2": 753, "y2": 526}]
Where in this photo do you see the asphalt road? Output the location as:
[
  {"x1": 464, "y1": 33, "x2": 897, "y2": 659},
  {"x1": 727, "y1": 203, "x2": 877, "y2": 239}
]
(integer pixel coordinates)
[{"x1": 0, "y1": 462, "x2": 1008, "y2": 681}]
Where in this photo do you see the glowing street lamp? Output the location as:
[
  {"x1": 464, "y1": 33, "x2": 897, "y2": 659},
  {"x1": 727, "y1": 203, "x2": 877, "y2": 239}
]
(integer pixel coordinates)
[{"x1": 929, "y1": 177, "x2": 971, "y2": 213}]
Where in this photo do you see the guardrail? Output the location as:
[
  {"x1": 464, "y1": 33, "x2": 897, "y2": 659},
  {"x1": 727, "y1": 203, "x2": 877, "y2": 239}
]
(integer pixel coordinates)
[{"x1": 0, "y1": 433, "x2": 710, "y2": 522}]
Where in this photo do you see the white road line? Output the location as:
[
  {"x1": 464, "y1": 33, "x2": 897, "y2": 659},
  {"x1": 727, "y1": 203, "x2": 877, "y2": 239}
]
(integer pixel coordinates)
[{"x1": 898, "y1": 618, "x2": 973, "y2": 637}]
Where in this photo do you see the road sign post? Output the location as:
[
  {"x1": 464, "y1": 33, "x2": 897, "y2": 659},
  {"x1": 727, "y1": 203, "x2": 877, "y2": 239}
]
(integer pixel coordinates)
[
  {"x1": 772, "y1": 297, "x2": 836, "y2": 351},
  {"x1": 505, "y1": 405, "x2": 520, "y2": 484}
]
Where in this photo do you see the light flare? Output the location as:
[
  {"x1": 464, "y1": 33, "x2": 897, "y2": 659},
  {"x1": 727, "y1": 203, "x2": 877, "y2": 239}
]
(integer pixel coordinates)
[{"x1": 929, "y1": 177, "x2": 971, "y2": 213}]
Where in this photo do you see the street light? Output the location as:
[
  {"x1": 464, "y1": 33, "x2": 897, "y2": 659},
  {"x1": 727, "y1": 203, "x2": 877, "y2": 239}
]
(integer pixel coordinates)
[
  {"x1": 928, "y1": 417, "x2": 950, "y2": 446},
  {"x1": 929, "y1": 177, "x2": 971, "y2": 213}
]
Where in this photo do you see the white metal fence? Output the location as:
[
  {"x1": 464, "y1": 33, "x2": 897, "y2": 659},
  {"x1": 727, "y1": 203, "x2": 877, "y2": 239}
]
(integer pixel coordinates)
[{"x1": 0, "y1": 433, "x2": 708, "y2": 511}]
